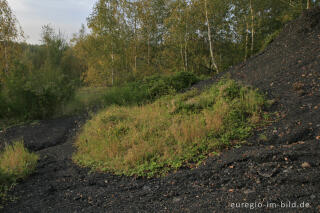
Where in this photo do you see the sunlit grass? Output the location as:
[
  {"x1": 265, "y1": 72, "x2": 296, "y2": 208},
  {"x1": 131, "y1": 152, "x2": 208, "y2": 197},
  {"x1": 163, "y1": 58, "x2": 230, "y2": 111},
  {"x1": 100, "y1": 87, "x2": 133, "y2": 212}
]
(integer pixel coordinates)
[
  {"x1": 73, "y1": 79, "x2": 266, "y2": 177},
  {"x1": 0, "y1": 140, "x2": 39, "y2": 181},
  {"x1": 0, "y1": 140, "x2": 39, "y2": 207}
]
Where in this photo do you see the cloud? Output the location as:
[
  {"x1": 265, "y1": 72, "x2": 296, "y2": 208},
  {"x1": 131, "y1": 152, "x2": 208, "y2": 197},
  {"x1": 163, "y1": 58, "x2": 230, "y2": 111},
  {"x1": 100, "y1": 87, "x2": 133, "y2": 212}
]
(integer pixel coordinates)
[{"x1": 7, "y1": 0, "x2": 96, "y2": 44}]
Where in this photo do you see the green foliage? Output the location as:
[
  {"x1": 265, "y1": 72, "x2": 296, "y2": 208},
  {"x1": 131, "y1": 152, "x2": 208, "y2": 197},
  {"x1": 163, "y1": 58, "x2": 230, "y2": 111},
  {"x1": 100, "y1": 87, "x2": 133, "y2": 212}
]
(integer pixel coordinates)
[
  {"x1": 0, "y1": 0, "x2": 23, "y2": 78},
  {"x1": 0, "y1": 0, "x2": 309, "y2": 124},
  {"x1": 62, "y1": 87, "x2": 108, "y2": 115},
  {"x1": 61, "y1": 71, "x2": 199, "y2": 116},
  {"x1": 73, "y1": 79, "x2": 267, "y2": 177},
  {"x1": 74, "y1": 0, "x2": 305, "y2": 86},
  {"x1": 0, "y1": 60, "x2": 75, "y2": 120},
  {"x1": 103, "y1": 71, "x2": 199, "y2": 106},
  {"x1": 103, "y1": 84, "x2": 148, "y2": 106},
  {"x1": 0, "y1": 26, "x2": 78, "y2": 121}
]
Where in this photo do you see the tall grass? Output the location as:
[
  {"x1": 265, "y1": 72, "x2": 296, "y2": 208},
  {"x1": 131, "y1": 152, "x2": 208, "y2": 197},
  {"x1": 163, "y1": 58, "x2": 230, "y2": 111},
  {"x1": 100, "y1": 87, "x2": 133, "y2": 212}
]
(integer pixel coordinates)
[
  {"x1": 0, "y1": 141, "x2": 39, "y2": 180},
  {"x1": 0, "y1": 140, "x2": 39, "y2": 207},
  {"x1": 73, "y1": 79, "x2": 266, "y2": 177}
]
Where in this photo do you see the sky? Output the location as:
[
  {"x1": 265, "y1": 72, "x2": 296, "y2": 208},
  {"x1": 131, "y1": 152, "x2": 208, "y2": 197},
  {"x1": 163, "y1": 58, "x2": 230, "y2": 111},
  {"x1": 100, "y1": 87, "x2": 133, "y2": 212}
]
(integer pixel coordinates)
[{"x1": 7, "y1": 0, "x2": 95, "y2": 44}]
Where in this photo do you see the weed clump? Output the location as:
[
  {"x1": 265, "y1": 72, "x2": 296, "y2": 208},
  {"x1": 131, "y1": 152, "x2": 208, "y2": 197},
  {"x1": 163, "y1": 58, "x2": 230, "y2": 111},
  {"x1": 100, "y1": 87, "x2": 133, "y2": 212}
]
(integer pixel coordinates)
[
  {"x1": 73, "y1": 79, "x2": 266, "y2": 177},
  {"x1": 0, "y1": 140, "x2": 39, "y2": 180},
  {"x1": 0, "y1": 140, "x2": 39, "y2": 206}
]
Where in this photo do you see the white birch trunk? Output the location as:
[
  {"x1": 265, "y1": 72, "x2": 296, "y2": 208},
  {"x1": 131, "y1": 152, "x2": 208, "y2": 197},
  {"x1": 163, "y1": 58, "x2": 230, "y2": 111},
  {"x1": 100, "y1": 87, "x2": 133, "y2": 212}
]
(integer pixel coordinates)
[
  {"x1": 205, "y1": 0, "x2": 219, "y2": 73},
  {"x1": 250, "y1": 0, "x2": 255, "y2": 54}
]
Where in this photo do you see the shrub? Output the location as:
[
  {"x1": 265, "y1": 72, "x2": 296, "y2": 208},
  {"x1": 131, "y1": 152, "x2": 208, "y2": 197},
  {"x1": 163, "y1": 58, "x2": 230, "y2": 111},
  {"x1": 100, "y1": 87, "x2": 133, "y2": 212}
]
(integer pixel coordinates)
[
  {"x1": 1, "y1": 60, "x2": 76, "y2": 120},
  {"x1": 104, "y1": 83, "x2": 148, "y2": 106},
  {"x1": 0, "y1": 140, "x2": 39, "y2": 207},
  {"x1": 103, "y1": 71, "x2": 199, "y2": 106},
  {"x1": 73, "y1": 79, "x2": 266, "y2": 177},
  {"x1": 63, "y1": 72, "x2": 199, "y2": 115},
  {"x1": 0, "y1": 26, "x2": 79, "y2": 121}
]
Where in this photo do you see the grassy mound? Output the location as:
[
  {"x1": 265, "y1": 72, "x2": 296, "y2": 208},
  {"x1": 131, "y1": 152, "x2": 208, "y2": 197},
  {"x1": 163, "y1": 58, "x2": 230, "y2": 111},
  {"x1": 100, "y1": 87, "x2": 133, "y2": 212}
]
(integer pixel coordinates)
[
  {"x1": 0, "y1": 140, "x2": 39, "y2": 207},
  {"x1": 73, "y1": 79, "x2": 267, "y2": 177}
]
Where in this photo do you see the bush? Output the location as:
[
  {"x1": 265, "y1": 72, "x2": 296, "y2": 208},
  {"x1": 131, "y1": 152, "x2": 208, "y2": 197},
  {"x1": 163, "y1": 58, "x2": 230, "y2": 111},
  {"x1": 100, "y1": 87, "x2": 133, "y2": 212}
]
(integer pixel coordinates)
[
  {"x1": 0, "y1": 26, "x2": 81, "y2": 122},
  {"x1": 1, "y1": 61, "x2": 75, "y2": 120},
  {"x1": 62, "y1": 72, "x2": 199, "y2": 115},
  {"x1": 73, "y1": 79, "x2": 266, "y2": 177},
  {"x1": 103, "y1": 71, "x2": 199, "y2": 106},
  {"x1": 104, "y1": 83, "x2": 148, "y2": 106}
]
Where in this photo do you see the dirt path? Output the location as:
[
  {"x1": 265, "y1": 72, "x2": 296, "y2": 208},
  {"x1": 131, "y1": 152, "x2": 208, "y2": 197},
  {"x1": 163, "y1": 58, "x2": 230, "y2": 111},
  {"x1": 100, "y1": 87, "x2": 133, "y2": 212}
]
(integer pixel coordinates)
[{"x1": 1, "y1": 7, "x2": 320, "y2": 213}]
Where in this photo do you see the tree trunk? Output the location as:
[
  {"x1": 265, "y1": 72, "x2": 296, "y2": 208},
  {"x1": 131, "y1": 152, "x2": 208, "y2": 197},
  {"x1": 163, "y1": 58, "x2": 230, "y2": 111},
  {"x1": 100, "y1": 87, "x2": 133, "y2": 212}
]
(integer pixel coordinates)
[
  {"x1": 250, "y1": 0, "x2": 255, "y2": 54},
  {"x1": 204, "y1": 0, "x2": 219, "y2": 73},
  {"x1": 178, "y1": 0, "x2": 185, "y2": 71},
  {"x1": 184, "y1": 31, "x2": 188, "y2": 72},
  {"x1": 4, "y1": 41, "x2": 8, "y2": 74},
  {"x1": 180, "y1": 42, "x2": 185, "y2": 71},
  {"x1": 307, "y1": 0, "x2": 311, "y2": 9},
  {"x1": 245, "y1": 19, "x2": 249, "y2": 61},
  {"x1": 134, "y1": 54, "x2": 137, "y2": 72},
  {"x1": 134, "y1": 17, "x2": 137, "y2": 73},
  {"x1": 184, "y1": 11, "x2": 188, "y2": 72},
  {"x1": 147, "y1": 35, "x2": 150, "y2": 65},
  {"x1": 111, "y1": 46, "x2": 114, "y2": 86}
]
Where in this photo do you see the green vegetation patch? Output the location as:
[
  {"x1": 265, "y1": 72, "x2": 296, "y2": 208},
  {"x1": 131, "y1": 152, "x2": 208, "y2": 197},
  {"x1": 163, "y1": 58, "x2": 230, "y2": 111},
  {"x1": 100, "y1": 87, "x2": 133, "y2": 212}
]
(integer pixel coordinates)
[
  {"x1": 62, "y1": 71, "x2": 199, "y2": 116},
  {"x1": 0, "y1": 140, "x2": 39, "y2": 207},
  {"x1": 103, "y1": 71, "x2": 200, "y2": 106},
  {"x1": 73, "y1": 79, "x2": 266, "y2": 177},
  {"x1": 62, "y1": 87, "x2": 108, "y2": 115}
]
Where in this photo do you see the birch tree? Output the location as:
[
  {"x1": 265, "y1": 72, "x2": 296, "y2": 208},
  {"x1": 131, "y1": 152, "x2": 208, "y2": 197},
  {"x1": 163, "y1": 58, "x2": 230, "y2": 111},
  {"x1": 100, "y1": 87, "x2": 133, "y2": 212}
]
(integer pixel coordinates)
[
  {"x1": 204, "y1": 0, "x2": 219, "y2": 73},
  {"x1": 87, "y1": 0, "x2": 126, "y2": 86},
  {"x1": 0, "y1": 0, "x2": 23, "y2": 76}
]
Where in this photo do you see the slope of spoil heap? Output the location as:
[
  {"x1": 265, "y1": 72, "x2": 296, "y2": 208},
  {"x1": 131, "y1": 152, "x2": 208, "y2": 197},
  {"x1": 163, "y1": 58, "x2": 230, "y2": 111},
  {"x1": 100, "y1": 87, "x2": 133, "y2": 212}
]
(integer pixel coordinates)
[{"x1": 2, "y1": 7, "x2": 320, "y2": 212}]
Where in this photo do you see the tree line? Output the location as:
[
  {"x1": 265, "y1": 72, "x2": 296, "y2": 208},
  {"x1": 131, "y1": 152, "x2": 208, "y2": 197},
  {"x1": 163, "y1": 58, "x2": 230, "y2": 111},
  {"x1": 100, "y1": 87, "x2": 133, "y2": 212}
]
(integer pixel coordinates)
[
  {"x1": 0, "y1": 0, "x2": 319, "y2": 120},
  {"x1": 0, "y1": 1, "x2": 81, "y2": 119},
  {"x1": 72, "y1": 0, "x2": 319, "y2": 86}
]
